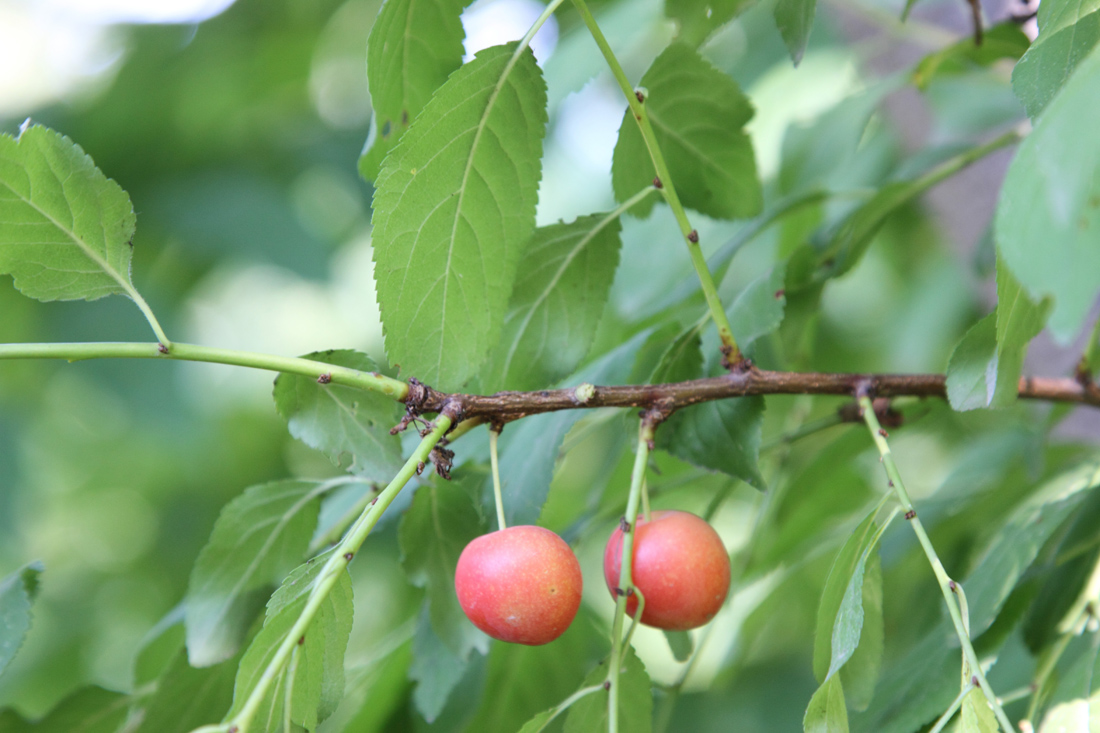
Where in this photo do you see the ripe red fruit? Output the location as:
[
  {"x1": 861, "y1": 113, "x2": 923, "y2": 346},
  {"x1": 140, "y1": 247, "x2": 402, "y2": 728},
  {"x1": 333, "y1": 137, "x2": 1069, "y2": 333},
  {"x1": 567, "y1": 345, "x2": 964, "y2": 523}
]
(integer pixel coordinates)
[
  {"x1": 454, "y1": 525, "x2": 583, "y2": 645},
  {"x1": 603, "y1": 510, "x2": 730, "y2": 631}
]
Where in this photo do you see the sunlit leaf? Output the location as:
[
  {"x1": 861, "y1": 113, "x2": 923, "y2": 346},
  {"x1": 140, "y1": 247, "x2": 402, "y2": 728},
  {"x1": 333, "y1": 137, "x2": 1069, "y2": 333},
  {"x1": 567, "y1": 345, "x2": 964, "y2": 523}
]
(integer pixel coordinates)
[
  {"x1": 1013, "y1": 0, "x2": 1100, "y2": 118},
  {"x1": 371, "y1": 43, "x2": 548, "y2": 390},
  {"x1": 803, "y1": 674, "x2": 848, "y2": 733},
  {"x1": 665, "y1": 0, "x2": 754, "y2": 46}
]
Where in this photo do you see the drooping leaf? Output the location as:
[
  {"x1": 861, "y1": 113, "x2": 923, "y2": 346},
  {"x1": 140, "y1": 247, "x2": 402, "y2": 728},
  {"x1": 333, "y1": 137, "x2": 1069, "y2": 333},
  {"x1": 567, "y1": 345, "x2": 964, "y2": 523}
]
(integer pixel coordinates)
[
  {"x1": 319, "y1": 642, "x2": 411, "y2": 732},
  {"x1": 946, "y1": 313, "x2": 1002, "y2": 411},
  {"x1": 840, "y1": 553, "x2": 883, "y2": 712},
  {"x1": 225, "y1": 552, "x2": 353, "y2": 731},
  {"x1": 186, "y1": 480, "x2": 326, "y2": 667},
  {"x1": 371, "y1": 43, "x2": 548, "y2": 390},
  {"x1": 273, "y1": 350, "x2": 404, "y2": 483},
  {"x1": 664, "y1": 630, "x2": 694, "y2": 662},
  {"x1": 611, "y1": 43, "x2": 762, "y2": 220},
  {"x1": 135, "y1": 650, "x2": 239, "y2": 733},
  {"x1": 399, "y1": 477, "x2": 487, "y2": 657},
  {"x1": 491, "y1": 331, "x2": 650, "y2": 526},
  {"x1": 665, "y1": 0, "x2": 754, "y2": 46},
  {"x1": 774, "y1": 0, "x2": 817, "y2": 67},
  {"x1": 660, "y1": 395, "x2": 766, "y2": 489},
  {"x1": 484, "y1": 212, "x2": 624, "y2": 392},
  {"x1": 803, "y1": 674, "x2": 849, "y2": 733},
  {"x1": 914, "y1": 23, "x2": 1030, "y2": 89},
  {"x1": 996, "y1": 44, "x2": 1100, "y2": 343},
  {"x1": 359, "y1": 0, "x2": 467, "y2": 181},
  {"x1": 409, "y1": 609, "x2": 480, "y2": 723},
  {"x1": 0, "y1": 561, "x2": 42, "y2": 680},
  {"x1": 1013, "y1": 0, "x2": 1100, "y2": 118},
  {"x1": 564, "y1": 649, "x2": 652, "y2": 733},
  {"x1": 0, "y1": 125, "x2": 143, "y2": 305}
]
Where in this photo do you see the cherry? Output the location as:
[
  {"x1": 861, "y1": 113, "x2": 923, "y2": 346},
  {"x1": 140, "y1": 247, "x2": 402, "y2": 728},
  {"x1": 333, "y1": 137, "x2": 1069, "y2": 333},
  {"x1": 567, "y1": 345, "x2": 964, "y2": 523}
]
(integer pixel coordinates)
[
  {"x1": 454, "y1": 525, "x2": 582, "y2": 645},
  {"x1": 603, "y1": 510, "x2": 730, "y2": 631}
]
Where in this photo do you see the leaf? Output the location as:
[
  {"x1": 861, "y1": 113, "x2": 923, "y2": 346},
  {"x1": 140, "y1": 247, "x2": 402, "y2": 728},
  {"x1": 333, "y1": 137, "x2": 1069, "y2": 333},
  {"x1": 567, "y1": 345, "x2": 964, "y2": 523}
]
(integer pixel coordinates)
[
  {"x1": 1013, "y1": 0, "x2": 1100, "y2": 119},
  {"x1": 491, "y1": 331, "x2": 650, "y2": 526},
  {"x1": 913, "y1": 23, "x2": 1031, "y2": 89},
  {"x1": 840, "y1": 552, "x2": 883, "y2": 712},
  {"x1": 724, "y1": 263, "x2": 788, "y2": 350},
  {"x1": 484, "y1": 212, "x2": 624, "y2": 392},
  {"x1": 660, "y1": 395, "x2": 766, "y2": 489},
  {"x1": 611, "y1": 43, "x2": 762, "y2": 220},
  {"x1": 996, "y1": 44, "x2": 1100, "y2": 343},
  {"x1": 273, "y1": 350, "x2": 404, "y2": 483},
  {"x1": 0, "y1": 561, "x2": 42, "y2": 679},
  {"x1": 186, "y1": 479, "x2": 325, "y2": 667},
  {"x1": 133, "y1": 604, "x2": 186, "y2": 687},
  {"x1": 774, "y1": 0, "x2": 817, "y2": 67},
  {"x1": 803, "y1": 674, "x2": 849, "y2": 733},
  {"x1": 409, "y1": 608, "x2": 478, "y2": 723},
  {"x1": 945, "y1": 313, "x2": 1003, "y2": 411},
  {"x1": 371, "y1": 43, "x2": 548, "y2": 390},
  {"x1": 399, "y1": 477, "x2": 487, "y2": 657},
  {"x1": 8, "y1": 687, "x2": 131, "y2": 733},
  {"x1": 994, "y1": 251, "x2": 1050, "y2": 401},
  {"x1": 959, "y1": 687, "x2": 1000, "y2": 732},
  {"x1": 225, "y1": 552, "x2": 354, "y2": 731},
  {"x1": 319, "y1": 642, "x2": 411, "y2": 732},
  {"x1": 812, "y1": 508, "x2": 885, "y2": 683},
  {"x1": 0, "y1": 125, "x2": 142, "y2": 304},
  {"x1": 135, "y1": 650, "x2": 239, "y2": 733},
  {"x1": 359, "y1": 0, "x2": 467, "y2": 182},
  {"x1": 664, "y1": 0, "x2": 755, "y2": 46},
  {"x1": 517, "y1": 709, "x2": 555, "y2": 733},
  {"x1": 664, "y1": 630, "x2": 694, "y2": 662},
  {"x1": 564, "y1": 649, "x2": 652, "y2": 733}
]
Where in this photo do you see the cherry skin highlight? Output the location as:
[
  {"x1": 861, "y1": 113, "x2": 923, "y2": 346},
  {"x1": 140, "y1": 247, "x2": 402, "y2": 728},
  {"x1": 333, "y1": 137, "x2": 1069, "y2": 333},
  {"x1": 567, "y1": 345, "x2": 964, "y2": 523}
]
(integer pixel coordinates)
[
  {"x1": 603, "y1": 510, "x2": 730, "y2": 631},
  {"x1": 454, "y1": 525, "x2": 582, "y2": 645}
]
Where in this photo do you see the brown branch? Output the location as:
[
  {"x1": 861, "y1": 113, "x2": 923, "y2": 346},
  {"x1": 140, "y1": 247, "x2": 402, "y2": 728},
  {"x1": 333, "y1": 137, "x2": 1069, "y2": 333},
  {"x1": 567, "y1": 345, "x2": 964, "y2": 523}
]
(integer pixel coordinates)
[{"x1": 413, "y1": 367, "x2": 1100, "y2": 423}]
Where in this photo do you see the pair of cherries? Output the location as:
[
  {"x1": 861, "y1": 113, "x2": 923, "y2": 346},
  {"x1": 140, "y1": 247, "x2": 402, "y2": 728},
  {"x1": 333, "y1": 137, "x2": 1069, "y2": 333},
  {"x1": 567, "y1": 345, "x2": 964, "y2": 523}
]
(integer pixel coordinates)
[{"x1": 453, "y1": 511, "x2": 731, "y2": 645}]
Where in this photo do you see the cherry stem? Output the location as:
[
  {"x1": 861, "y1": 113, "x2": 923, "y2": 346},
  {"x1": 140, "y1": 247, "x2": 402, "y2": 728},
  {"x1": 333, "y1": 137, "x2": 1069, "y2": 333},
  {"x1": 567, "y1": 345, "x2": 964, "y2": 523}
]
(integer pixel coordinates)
[{"x1": 490, "y1": 428, "x2": 506, "y2": 531}]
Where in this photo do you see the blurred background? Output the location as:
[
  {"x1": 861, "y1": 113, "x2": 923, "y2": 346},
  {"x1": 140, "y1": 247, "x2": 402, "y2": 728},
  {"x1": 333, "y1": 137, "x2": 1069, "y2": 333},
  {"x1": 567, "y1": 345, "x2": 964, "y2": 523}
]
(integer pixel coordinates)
[{"x1": 0, "y1": 0, "x2": 1088, "y2": 727}]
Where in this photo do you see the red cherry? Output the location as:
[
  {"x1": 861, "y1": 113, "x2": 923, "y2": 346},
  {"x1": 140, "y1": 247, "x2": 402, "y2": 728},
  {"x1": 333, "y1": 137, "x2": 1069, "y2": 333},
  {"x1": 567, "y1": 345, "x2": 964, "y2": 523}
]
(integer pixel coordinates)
[
  {"x1": 603, "y1": 510, "x2": 730, "y2": 631},
  {"x1": 455, "y1": 525, "x2": 583, "y2": 645}
]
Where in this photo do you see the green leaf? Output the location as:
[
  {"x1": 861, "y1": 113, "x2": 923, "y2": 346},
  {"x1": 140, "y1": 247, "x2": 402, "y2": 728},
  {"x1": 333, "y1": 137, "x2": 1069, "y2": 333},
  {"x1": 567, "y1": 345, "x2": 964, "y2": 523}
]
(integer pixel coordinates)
[
  {"x1": 409, "y1": 608, "x2": 477, "y2": 723},
  {"x1": 665, "y1": 0, "x2": 754, "y2": 46},
  {"x1": 319, "y1": 642, "x2": 411, "y2": 732},
  {"x1": 996, "y1": 44, "x2": 1100, "y2": 343},
  {"x1": 945, "y1": 313, "x2": 1002, "y2": 411},
  {"x1": 0, "y1": 561, "x2": 42, "y2": 679},
  {"x1": 5, "y1": 687, "x2": 131, "y2": 733},
  {"x1": 133, "y1": 605, "x2": 185, "y2": 687},
  {"x1": 812, "y1": 508, "x2": 885, "y2": 683},
  {"x1": 611, "y1": 43, "x2": 762, "y2": 220},
  {"x1": 774, "y1": 0, "x2": 816, "y2": 67},
  {"x1": 664, "y1": 630, "x2": 694, "y2": 662},
  {"x1": 914, "y1": 23, "x2": 1030, "y2": 90},
  {"x1": 135, "y1": 650, "x2": 239, "y2": 733},
  {"x1": 399, "y1": 477, "x2": 487, "y2": 657},
  {"x1": 226, "y1": 552, "x2": 353, "y2": 731},
  {"x1": 1013, "y1": 0, "x2": 1100, "y2": 118},
  {"x1": 839, "y1": 552, "x2": 883, "y2": 712},
  {"x1": 186, "y1": 479, "x2": 326, "y2": 667},
  {"x1": 724, "y1": 263, "x2": 788, "y2": 349},
  {"x1": 359, "y1": 0, "x2": 467, "y2": 182},
  {"x1": 484, "y1": 212, "x2": 624, "y2": 392},
  {"x1": 371, "y1": 43, "x2": 548, "y2": 390},
  {"x1": 958, "y1": 687, "x2": 1000, "y2": 732},
  {"x1": 273, "y1": 350, "x2": 404, "y2": 483},
  {"x1": 0, "y1": 125, "x2": 143, "y2": 304},
  {"x1": 994, "y1": 250, "x2": 1050, "y2": 402},
  {"x1": 803, "y1": 674, "x2": 849, "y2": 733},
  {"x1": 660, "y1": 395, "x2": 766, "y2": 489},
  {"x1": 517, "y1": 709, "x2": 555, "y2": 733},
  {"x1": 492, "y1": 330, "x2": 650, "y2": 526},
  {"x1": 564, "y1": 649, "x2": 652, "y2": 733}
]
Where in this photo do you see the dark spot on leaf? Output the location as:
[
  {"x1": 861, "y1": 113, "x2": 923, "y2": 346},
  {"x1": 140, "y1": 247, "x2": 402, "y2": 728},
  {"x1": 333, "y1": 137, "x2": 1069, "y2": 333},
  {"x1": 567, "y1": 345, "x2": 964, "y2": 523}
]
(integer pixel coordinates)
[
  {"x1": 401, "y1": 109, "x2": 409, "y2": 126},
  {"x1": 381, "y1": 119, "x2": 392, "y2": 138}
]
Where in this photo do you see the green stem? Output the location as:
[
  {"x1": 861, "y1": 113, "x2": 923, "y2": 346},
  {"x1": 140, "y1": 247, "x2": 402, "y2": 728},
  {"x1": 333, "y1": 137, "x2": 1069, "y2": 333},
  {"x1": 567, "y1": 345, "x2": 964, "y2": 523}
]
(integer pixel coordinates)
[
  {"x1": 0, "y1": 341, "x2": 408, "y2": 400},
  {"x1": 569, "y1": 0, "x2": 740, "y2": 363},
  {"x1": 227, "y1": 417, "x2": 452, "y2": 733},
  {"x1": 759, "y1": 412, "x2": 845, "y2": 452},
  {"x1": 128, "y1": 290, "x2": 173, "y2": 349},
  {"x1": 490, "y1": 429, "x2": 507, "y2": 530},
  {"x1": 606, "y1": 421, "x2": 654, "y2": 733},
  {"x1": 928, "y1": 682, "x2": 975, "y2": 733},
  {"x1": 858, "y1": 396, "x2": 1013, "y2": 733}
]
